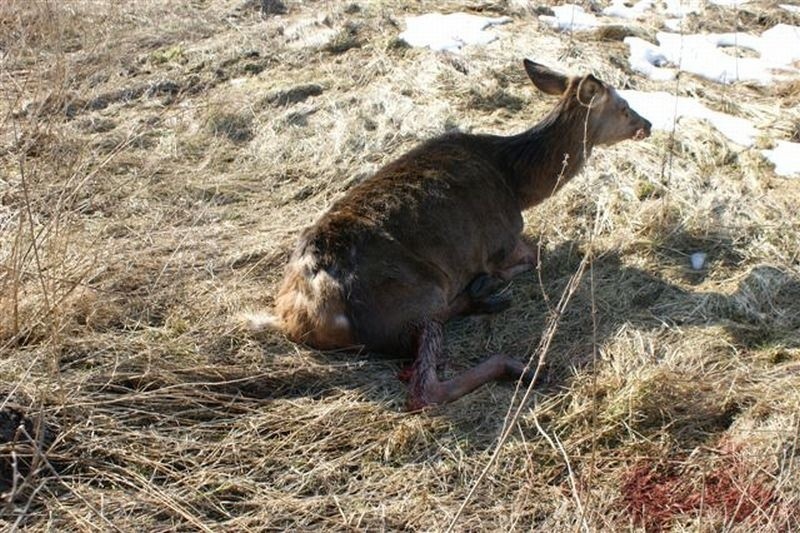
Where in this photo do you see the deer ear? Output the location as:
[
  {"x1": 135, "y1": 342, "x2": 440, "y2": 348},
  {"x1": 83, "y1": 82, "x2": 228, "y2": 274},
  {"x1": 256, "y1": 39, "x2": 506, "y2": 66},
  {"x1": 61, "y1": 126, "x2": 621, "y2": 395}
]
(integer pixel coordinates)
[
  {"x1": 577, "y1": 74, "x2": 605, "y2": 105},
  {"x1": 523, "y1": 59, "x2": 568, "y2": 96}
]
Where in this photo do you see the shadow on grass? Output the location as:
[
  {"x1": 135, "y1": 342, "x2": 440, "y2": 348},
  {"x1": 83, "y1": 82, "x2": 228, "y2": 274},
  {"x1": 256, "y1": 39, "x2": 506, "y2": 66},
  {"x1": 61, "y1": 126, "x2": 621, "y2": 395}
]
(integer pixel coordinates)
[
  {"x1": 71, "y1": 237, "x2": 800, "y2": 453},
  {"x1": 204, "y1": 237, "x2": 800, "y2": 409}
]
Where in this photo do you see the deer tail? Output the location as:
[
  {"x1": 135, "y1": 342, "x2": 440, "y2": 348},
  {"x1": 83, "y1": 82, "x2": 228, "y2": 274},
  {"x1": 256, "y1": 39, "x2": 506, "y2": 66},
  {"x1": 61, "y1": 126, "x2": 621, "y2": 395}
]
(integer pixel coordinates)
[{"x1": 242, "y1": 310, "x2": 284, "y2": 333}]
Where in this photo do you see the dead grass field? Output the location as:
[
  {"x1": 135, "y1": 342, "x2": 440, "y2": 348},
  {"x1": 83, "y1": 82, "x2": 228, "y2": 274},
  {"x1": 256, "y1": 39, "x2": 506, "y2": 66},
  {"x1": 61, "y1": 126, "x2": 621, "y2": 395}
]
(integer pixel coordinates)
[{"x1": 2, "y1": 0, "x2": 800, "y2": 530}]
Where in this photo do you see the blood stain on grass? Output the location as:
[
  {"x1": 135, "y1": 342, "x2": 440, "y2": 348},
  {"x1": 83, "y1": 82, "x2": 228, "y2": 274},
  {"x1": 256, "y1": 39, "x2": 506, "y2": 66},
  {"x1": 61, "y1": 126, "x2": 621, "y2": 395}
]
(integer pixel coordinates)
[{"x1": 621, "y1": 447, "x2": 778, "y2": 531}]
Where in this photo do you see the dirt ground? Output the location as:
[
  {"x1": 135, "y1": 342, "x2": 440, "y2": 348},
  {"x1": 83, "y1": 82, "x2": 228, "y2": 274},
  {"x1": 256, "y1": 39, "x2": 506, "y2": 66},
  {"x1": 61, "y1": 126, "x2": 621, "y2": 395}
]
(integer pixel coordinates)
[{"x1": 2, "y1": 0, "x2": 800, "y2": 530}]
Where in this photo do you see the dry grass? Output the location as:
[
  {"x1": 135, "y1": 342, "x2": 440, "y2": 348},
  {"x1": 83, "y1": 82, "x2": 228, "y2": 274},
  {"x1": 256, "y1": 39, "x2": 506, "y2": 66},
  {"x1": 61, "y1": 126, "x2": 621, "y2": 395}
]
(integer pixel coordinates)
[{"x1": 2, "y1": 0, "x2": 800, "y2": 530}]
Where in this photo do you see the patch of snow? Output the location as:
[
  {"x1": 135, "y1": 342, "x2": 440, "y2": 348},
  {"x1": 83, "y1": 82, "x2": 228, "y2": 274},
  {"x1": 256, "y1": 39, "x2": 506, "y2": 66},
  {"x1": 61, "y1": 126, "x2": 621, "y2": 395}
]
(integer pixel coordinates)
[
  {"x1": 625, "y1": 37, "x2": 677, "y2": 81},
  {"x1": 663, "y1": 0, "x2": 703, "y2": 17},
  {"x1": 619, "y1": 90, "x2": 758, "y2": 146},
  {"x1": 690, "y1": 252, "x2": 707, "y2": 270},
  {"x1": 603, "y1": 0, "x2": 654, "y2": 20},
  {"x1": 663, "y1": 18, "x2": 685, "y2": 32},
  {"x1": 712, "y1": 32, "x2": 764, "y2": 52},
  {"x1": 762, "y1": 141, "x2": 800, "y2": 177},
  {"x1": 759, "y1": 24, "x2": 800, "y2": 67},
  {"x1": 625, "y1": 25, "x2": 800, "y2": 85},
  {"x1": 657, "y1": 32, "x2": 772, "y2": 84},
  {"x1": 539, "y1": 4, "x2": 600, "y2": 32},
  {"x1": 399, "y1": 13, "x2": 511, "y2": 52},
  {"x1": 603, "y1": 0, "x2": 696, "y2": 22},
  {"x1": 708, "y1": 0, "x2": 750, "y2": 5},
  {"x1": 780, "y1": 4, "x2": 800, "y2": 14}
]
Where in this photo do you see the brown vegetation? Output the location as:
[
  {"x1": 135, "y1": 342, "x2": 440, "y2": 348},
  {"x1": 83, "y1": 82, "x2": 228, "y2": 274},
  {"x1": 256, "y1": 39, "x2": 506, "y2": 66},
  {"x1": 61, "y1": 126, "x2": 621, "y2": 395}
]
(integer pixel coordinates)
[{"x1": 2, "y1": 0, "x2": 800, "y2": 530}]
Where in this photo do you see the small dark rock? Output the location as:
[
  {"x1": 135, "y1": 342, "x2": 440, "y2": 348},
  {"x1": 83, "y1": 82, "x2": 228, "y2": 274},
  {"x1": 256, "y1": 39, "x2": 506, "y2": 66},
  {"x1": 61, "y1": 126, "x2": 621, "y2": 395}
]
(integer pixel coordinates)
[{"x1": 261, "y1": 0, "x2": 287, "y2": 16}]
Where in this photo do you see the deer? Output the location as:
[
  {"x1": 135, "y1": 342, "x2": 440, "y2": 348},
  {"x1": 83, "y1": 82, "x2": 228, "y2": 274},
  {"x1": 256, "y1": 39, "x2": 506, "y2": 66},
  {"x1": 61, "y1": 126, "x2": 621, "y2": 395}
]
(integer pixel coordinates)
[{"x1": 248, "y1": 60, "x2": 651, "y2": 410}]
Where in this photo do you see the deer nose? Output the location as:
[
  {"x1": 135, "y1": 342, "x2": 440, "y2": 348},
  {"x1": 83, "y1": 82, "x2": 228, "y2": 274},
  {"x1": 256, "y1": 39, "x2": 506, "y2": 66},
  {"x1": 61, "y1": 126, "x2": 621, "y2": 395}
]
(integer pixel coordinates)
[{"x1": 634, "y1": 119, "x2": 651, "y2": 140}]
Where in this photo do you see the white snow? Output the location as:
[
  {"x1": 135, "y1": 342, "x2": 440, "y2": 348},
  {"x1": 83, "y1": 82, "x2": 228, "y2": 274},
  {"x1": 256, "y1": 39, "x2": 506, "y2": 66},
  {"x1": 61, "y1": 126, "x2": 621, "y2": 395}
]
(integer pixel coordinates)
[
  {"x1": 762, "y1": 141, "x2": 800, "y2": 177},
  {"x1": 655, "y1": 32, "x2": 771, "y2": 84},
  {"x1": 603, "y1": 0, "x2": 654, "y2": 20},
  {"x1": 625, "y1": 25, "x2": 800, "y2": 85},
  {"x1": 619, "y1": 90, "x2": 757, "y2": 146},
  {"x1": 780, "y1": 4, "x2": 800, "y2": 14},
  {"x1": 663, "y1": 0, "x2": 703, "y2": 17},
  {"x1": 759, "y1": 24, "x2": 800, "y2": 67},
  {"x1": 690, "y1": 252, "x2": 707, "y2": 270},
  {"x1": 624, "y1": 37, "x2": 677, "y2": 81},
  {"x1": 663, "y1": 18, "x2": 685, "y2": 32},
  {"x1": 539, "y1": 4, "x2": 600, "y2": 32},
  {"x1": 708, "y1": 0, "x2": 750, "y2": 5},
  {"x1": 398, "y1": 13, "x2": 511, "y2": 52},
  {"x1": 602, "y1": 0, "x2": 698, "y2": 22}
]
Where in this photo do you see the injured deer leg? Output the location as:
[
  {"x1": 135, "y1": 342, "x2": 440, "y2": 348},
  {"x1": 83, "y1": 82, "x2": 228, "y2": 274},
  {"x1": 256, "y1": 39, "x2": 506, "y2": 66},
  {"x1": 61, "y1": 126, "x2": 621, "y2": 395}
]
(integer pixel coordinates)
[
  {"x1": 406, "y1": 321, "x2": 534, "y2": 411},
  {"x1": 496, "y1": 239, "x2": 538, "y2": 281},
  {"x1": 424, "y1": 274, "x2": 511, "y2": 383}
]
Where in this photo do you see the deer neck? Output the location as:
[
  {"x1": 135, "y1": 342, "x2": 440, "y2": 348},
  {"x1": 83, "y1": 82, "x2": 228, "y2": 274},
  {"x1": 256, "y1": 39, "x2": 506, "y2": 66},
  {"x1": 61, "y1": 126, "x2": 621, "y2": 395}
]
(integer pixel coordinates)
[{"x1": 495, "y1": 102, "x2": 596, "y2": 210}]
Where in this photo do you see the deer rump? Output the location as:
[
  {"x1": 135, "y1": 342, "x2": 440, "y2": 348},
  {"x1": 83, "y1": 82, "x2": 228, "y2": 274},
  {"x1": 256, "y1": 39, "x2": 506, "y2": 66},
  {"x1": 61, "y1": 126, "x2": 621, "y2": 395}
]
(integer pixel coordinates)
[{"x1": 257, "y1": 60, "x2": 652, "y2": 410}]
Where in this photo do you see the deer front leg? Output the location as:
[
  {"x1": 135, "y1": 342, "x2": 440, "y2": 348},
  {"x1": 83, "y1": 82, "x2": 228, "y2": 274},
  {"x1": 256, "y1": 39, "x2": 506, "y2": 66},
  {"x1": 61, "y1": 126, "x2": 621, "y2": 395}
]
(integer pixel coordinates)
[
  {"x1": 496, "y1": 239, "x2": 538, "y2": 281},
  {"x1": 435, "y1": 273, "x2": 512, "y2": 323}
]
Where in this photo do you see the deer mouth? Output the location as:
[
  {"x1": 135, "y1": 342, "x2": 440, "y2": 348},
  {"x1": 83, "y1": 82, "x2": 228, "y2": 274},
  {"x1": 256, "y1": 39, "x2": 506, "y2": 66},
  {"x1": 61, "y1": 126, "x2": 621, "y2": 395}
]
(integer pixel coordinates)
[{"x1": 633, "y1": 127, "x2": 650, "y2": 141}]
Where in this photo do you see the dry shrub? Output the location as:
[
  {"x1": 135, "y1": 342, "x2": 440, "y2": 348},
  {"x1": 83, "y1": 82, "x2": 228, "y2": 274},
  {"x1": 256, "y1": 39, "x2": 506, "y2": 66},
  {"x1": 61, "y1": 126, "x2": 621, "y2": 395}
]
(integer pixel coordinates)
[{"x1": 0, "y1": 2, "x2": 82, "y2": 57}]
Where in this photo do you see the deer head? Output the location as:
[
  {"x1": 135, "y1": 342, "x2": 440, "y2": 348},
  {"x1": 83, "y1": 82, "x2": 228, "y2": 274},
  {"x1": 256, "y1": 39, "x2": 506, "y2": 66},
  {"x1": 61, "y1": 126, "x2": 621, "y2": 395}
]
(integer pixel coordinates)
[{"x1": 523, "y1": 59, "x2": 651, "y2": 146}]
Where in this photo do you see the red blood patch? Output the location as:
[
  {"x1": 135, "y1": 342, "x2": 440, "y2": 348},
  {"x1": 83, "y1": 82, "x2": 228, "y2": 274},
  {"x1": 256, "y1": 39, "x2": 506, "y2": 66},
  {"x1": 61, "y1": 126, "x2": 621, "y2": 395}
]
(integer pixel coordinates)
[
  {"x1": 620, "y1": 447, "x2": 782, "y2": 531},
  {"x1": 397, "y1": 366, "x2": 414, "y2": 383}
]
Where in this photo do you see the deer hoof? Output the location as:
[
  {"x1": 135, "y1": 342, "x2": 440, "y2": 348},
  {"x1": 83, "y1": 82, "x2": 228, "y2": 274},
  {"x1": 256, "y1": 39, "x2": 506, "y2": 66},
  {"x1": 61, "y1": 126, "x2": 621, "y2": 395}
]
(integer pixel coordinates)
[
  {"x1": 473, "y1": 292, "x2": 512, "y2": 314},
  {"x1": 467, "y1": 273, "x2": 506, "y2": 300}
]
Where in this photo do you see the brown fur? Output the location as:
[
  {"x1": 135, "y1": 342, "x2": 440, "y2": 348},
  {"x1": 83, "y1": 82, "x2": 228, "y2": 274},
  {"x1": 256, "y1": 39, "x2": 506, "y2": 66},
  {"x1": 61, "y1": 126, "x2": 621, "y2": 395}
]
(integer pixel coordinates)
[{"x1": 265, "y1": 60, "x2": 651, "y2": 408}]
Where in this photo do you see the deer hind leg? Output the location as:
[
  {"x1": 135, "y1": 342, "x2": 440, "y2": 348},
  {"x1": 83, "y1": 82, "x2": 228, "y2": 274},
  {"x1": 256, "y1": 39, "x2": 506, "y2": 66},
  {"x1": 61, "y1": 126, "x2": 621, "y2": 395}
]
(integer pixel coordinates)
[
  {"x1": 496, "y1": 239, "x2": 538, "y2": 281},
  {"x1": 406, "y1": 321, "x2": 534, "y2": 411}
]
